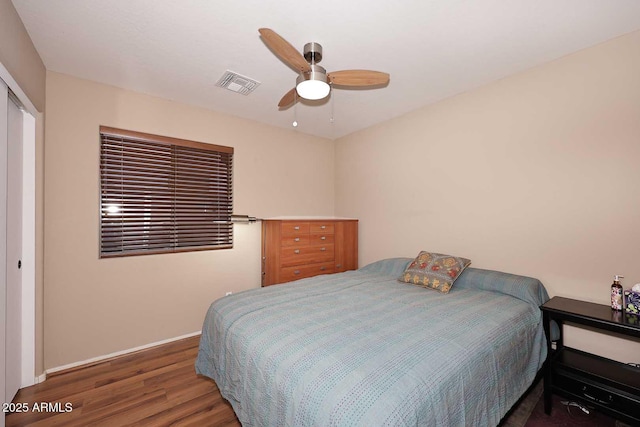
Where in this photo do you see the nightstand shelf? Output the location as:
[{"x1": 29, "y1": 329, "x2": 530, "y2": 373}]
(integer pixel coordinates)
[{"x1": 541, "y1": 297, "x2": 640, "y2": 425}]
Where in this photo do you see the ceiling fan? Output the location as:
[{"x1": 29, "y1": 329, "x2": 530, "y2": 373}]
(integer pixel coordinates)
[{"x1": 259, "y1": 28, "x2": 390, "y2": 108}]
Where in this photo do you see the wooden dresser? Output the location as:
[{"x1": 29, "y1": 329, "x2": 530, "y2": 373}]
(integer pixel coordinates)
[{"x1": 261, "y1": 218, "x2": 358, "y2": 286}]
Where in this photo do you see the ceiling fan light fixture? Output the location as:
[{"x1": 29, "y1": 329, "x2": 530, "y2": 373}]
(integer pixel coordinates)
[
  {"x1": 259, "y1": 29, "x2": 389, "y2": 109},
  {"x1": 296, "y1": 65, "x2": 330, "y2": 100}
]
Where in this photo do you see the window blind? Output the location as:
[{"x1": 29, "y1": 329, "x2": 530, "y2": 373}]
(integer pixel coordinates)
[{"x1": 99, "y1": 126, "x2": 233, "y2": 257}]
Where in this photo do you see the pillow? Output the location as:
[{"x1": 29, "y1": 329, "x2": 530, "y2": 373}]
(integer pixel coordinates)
[
  {"x1": 358, "y1": 258, "x2": 413, "y2": 277},
  {"x1": 399, "y1": 251, "x2": 471, "y2": 293},
  {"x1": 453, "y1": 267, "x2": 549, "y2": 306}
]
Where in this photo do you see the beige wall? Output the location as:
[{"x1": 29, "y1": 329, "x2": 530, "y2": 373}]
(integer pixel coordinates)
[
  {"x1": 36, "y1": 26, "x2": 640, "y2": 369},
  {"x1": 0, "y1": 0, "x2": 45, "y2": 111},
  {"x1": 335, "y1": 31, "x2": 640, "y2": 362},
  {"x1": 44, "y1": 71, "x2": 334, "y2": 369}
]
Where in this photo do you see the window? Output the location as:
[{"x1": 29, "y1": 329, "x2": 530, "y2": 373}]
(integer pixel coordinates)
[{"x1": 99, "y1": 126, "x2": 233, "y2": 257}]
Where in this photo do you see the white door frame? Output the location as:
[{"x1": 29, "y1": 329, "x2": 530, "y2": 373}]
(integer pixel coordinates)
[
  {"x1": 1, "y1": 74, "x2": 8, "y2": 427},
  {"x1": 0, "y1": 62, "x2": 37, "y2": 388},
  {"x1": 21, "y1": 111, "x2": 35, "y2": 387}
]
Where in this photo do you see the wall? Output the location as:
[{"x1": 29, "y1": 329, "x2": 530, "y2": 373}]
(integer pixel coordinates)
[
  {"x1": 0, "y1": 0, "x2": 45, "y2": 112},
  {"x1": 335, "y1": 31, "x2": 640, "y2": 362},
  {"x1": 44, "y1": 71, "x2": 334, "y2": 369}
]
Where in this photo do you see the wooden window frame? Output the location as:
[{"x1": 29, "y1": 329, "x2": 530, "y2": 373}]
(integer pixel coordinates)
[{"x1": 99, "y1": 126, "x2": 233, "y2": 258}]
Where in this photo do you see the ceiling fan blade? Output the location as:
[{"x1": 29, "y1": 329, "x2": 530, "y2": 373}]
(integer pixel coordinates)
[
  {"x1": 328, "y1": 70, "x2": 390, "y2": 87},
  {"x1": 278, "y1": 88, "x2": 298, "y2": 109},
  {"x1": 259, "y1": 28, "x2": 311, "y2": 73}
]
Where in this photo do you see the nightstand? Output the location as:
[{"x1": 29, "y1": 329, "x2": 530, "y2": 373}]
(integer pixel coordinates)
[{"x1": 540, "y1": 296, "x2": 640, "y2": 425}]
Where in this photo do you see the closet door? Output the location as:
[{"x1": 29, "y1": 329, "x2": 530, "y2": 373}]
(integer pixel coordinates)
[
  {"x1": 5, "y1": 89, "x2": 23, "y2": 405},
  {"x1": 0, "y1": 80, "x2": 8, "y2": 421},
  {"x1": 0, "y1": 79, "x2": 23, "y2": 416}
]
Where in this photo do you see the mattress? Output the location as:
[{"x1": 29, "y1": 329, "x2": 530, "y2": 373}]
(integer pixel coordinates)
[{"x1": 195, "y1": 258, "x2": 549, "y2": 426}]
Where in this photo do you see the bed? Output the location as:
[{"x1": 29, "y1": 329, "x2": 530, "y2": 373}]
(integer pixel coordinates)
[{"x1": 195, "y1": 257, "x2": 550, "y2": 426}]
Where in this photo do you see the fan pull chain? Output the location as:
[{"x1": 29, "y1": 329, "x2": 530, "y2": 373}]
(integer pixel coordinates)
[
  {"x1": 292, "y1": 92, "x2": 298, "y2": 127},
  {"x1": 330, "y1": 92, "x2": 335, "y2": 124}
]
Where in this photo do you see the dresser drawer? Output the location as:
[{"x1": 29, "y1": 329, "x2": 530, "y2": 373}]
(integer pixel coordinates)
[
  {"x1": 280, "y1": 263, "x2": 336, "y2": 282},
  {"x1": 553, "y1": 370, "x2": 640, "y2": 421},
  {"x1": 281, "y1": 235, "x2": 310, "y2": 247},
  {"x1": 281, "y1": 222, "x2": 309, "y2": 236},
  {"x1": 309, "y1": 233, "x2": 334, "y2": 245},
  {"x1": 309, "y1": 223, "x2": 334, "y2": 234},
  {"x1": 281, "y1": 245, "x2": 335, "y2": 267}
]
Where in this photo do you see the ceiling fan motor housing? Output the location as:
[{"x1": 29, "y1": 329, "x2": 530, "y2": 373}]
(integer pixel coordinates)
[
  {"x1": 297, "y1": 64, "x2": 328, "y2": 85},
  {"x1": 303, "y1": 42, "x2": 323, "y2": 64}
]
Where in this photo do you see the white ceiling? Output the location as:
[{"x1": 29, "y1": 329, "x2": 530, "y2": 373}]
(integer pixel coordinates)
[{"x1": 12, "y1": 0, "x2": 640, "y2": 140}]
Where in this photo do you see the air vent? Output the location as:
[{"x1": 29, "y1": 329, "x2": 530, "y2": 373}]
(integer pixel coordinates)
[{"x1": 215, "y1": 70, "x2": 260, "y2": 95}]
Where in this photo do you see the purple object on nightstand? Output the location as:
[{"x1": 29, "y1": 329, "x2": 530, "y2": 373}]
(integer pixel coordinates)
[{"x1": 624, "y1": 289, "x2": 640, "y2": 315}]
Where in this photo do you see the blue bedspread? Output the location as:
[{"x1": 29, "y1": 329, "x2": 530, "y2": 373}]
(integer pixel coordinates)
[{"x1": 196, "y1": 259, "x2": 549, "y2": 426}]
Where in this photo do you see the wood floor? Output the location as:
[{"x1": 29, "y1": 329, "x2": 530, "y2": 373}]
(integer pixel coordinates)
[{"x1": 5, "y1": 336, "x2": 241, "y2": 426}]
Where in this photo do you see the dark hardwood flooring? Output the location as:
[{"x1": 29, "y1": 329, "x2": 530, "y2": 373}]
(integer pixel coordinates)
[
  {"x1": 6, "y1": 336, "x2": 240, "y2": 426},
  {"x1": 8, "y1": 335, "x2": 626, "y2": 426}
]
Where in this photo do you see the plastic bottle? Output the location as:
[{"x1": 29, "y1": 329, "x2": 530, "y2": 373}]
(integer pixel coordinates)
[{"x1": 611, "y1": 275, "x2": 624, "y2": 311}]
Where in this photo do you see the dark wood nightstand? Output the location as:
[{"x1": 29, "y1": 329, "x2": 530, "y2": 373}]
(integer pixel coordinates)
[{"x1": 540, "y1": 296, "x2": 640, "y2": 425}]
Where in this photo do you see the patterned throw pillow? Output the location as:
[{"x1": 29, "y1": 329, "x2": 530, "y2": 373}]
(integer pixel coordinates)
[{"x1": 399, "y1": 251, "x2": 471, "y2": 294}]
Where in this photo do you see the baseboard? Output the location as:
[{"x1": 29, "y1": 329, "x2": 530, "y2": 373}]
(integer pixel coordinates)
[
  {"x1": 45, "y1": 330, "x2": 202, "y2": 376},
  {"x1": 35, "y1": 372, "x2": 47, "y2": 384}
]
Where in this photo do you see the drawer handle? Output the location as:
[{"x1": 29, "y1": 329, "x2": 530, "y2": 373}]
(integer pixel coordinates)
[
  {"x1": 294, "y1": 237, "x2": 300, "y2": 242},
  {"x1": 581, "y1": 388, "x2": 612, "y2": 405},
  {"x1": 320, "y1": 225, "x2": 326, "y2": 229},
  {"x1": 320, "y1": 236, "x2": 326, "y2": 240},
  {"x1": 583, "y1": 392, "x2": 611, "y2": 405},
  {"x1": 320, "y1": 266, "x2": 326, "y2": 271},
  {"x1": 294, "y1": 226, "x2": 300, "y2": 230},
  {"x1": 294, "y1": 270, "x2": 301, "y2": 275},
  {"x1": 294, "y1": 249, "x2": 300, "y2": 254},
  {"x1": 336, "y1": 264, "x2": 342, "y2": 268},
  {"x1": 320, "y1": 247, "x2": 326, "y2": 251}
]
